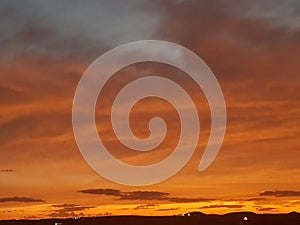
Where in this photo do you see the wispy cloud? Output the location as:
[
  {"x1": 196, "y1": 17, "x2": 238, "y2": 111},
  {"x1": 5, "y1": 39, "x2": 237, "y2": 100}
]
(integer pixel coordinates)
[
  {"x1": 49, "y1": 203, "x2": 94, "y2": 218},
  {"x1": 199, "y1": 204, "x2": 245, "y2": 209},
  {"x1": 0, "y1": 196, "x2": 45, "y2": 203},
  {"x1": 245, "y1": 198, "x2": 267, "y2": 201},
  {"x1": 78, "y1": 189, "x2": 121, "y2": 196},
  {"x1": 256, "y1": 206, "x2": 277, "y2": 212},
  {"x1": 156, "y1": 207, "x2": 181, "y2": 211},
  {"x1": 119, "y1": 191, "x2": 169, "y2": 201},
  {"x1": 168, "y1": 197, "x2": 215, "y2": 203},
  {"x1": 78, "y1": 188, "x2": 215, "y2": 203},
  {"x1": 134, "y1": 204, "x2": 156, "y2": 210},
  {"x1": 0, "y1": 169, "x2": 13, "y2": 172},
  {"x1": 260, "y1": 190, "x2": 300, "y2": 197}
]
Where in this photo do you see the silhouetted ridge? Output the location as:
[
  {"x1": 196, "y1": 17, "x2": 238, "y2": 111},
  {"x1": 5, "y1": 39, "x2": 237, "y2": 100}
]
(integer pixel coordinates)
[{"x1": 0, "y1": 212, "x2": 300, "y2": 225}]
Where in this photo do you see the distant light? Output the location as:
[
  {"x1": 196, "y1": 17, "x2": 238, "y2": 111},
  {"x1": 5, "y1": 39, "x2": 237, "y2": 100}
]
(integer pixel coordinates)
[
  {"x1": 187, "y1": 213, "x2": 191, "y2": 217},
  {"x1": 243, "y1": 216, "x2": 248, "y2": 221}
]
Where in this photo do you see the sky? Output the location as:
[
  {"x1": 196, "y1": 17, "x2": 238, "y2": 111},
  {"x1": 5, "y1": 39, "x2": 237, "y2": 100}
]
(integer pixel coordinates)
[{"x1": 0, "y1": 0, "x2": 300, "y2": 220}]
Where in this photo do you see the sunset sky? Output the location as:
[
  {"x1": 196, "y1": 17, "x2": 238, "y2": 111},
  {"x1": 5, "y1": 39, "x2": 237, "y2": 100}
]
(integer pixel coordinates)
[{"x1": 1, "y1": 0, "x2": 300, "y2": 220}]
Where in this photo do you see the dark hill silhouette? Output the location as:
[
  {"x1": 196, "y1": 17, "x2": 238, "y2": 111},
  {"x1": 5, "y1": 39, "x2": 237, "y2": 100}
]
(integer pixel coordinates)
[{"x1": 0, "y1": 212, "x2": 300, "y2": 225}]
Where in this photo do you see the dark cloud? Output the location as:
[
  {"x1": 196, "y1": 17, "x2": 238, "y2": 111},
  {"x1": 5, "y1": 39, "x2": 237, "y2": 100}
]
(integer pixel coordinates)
[
  {"x1": 245, "y1": 197, "x2": 267, "y2": 201},
  {"x1": 0, "y1": 85, "x2": 28, "y2": 105},
  {"x1": 78, "y1": 188, "x2": 215, "y2": 203},
  {"x1": 256, "y1": 207, "x2": 276, "y2": 212},
  {"x1": 199, "y1": 204, "x2": 245, "y2": 209},
  {"x1": 14, "y1": 21, "x2": 56, "y2": 45},
  {"x1": 52, "y1": 204, "x2": 79, "y2": 208},
  {"x1": 168, "y1": 197, "x2": 215, "y2": 203},
  {"x1": 119, "y1": 191, "x2": 169, "y2": 201},
  {"x1": 48, "y1": 211, "x2": 84, "y2": 218},
  {"x1": 0, "y1": 169, "x2": 13, "y2": 172},
  {"x1": 49, "y1": 203, "x2": 94, "y2": 218},
  {"x1": 78, "y1": 188, "x2": 169, "y2": 200},
  {"x1": 134, "y1": 204, "x2": 156, "y2": 210},
  {"x1": 0, "y1": 196, "x2": 45, "y2": 203},
  {"x1": 2, "y1": 209, "x2": 23, "y2": 213},
  {"x1": 24, "y1": 215, "x2": 39, "y2": 219},
  {"x1": 0, "y1": 0, "x2": 163, "y2": 61},
  {"x1": 156, "y1": 207, "x2": 181, "y2": 211},
  {"x1": 260, "y1": 190, "x2": 300, "y2": 197},
  {"x1": 78, "y1": 188, "x2": 121, "y2": 196},
  {"x1": 51, "y1": 204, "x2": 93, "y2": 212},
  {"x1": 0, "y1": 16, "x2": 97, "y2": 61},
  {"x1": 154, "y1": 0, "x2": 300, "y2": 105},
  {"x1": 227, "y1": 197, "x2": 267, "y2": 202},
  {"x1": 0, "y1": 111, "x2": 71, "y2": 154}
]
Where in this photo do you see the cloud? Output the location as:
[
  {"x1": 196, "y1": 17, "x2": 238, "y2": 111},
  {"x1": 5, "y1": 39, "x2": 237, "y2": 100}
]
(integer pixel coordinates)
[
  {"x1": 119, "y1": 191, "x2": 169, "y2": 201},
  {"x1": 134, "y1": 204, "x2": 156, "y2": 210},
  {"x1": 52, "y1": 204, "x2": 93, "y2": 212},
  {"x1": 156, "y1": 207, "x2": 181, "y2": 211},
  {"x1": 48, "y1": 211, "x2": 84, "y2": 218},
  {"x1": 0, "y1": 0, "x2": 164, "y2": 60},
  {"x1": 0, "y1": 0, "x2": 300, "y2": 218},
  {"x1": 78, "y1": 189, "x2": 121, "y2": 196},
  {"x1": 260, "y1": 190, "x2": 300, "y2": 197},
  {"x1": 49, "y1": 203, "x2": 94, "y2": 218},
  {"x1": 2, "y1": 209, "x2": 23, "y2": 213},
  {"x1": 199, "y1": 204, "x2": 245, "y2": 209},
  {"x1": 52, "y1": 204, "x2": 79, "y2": 208},
  {"x1": 245, "y1": 197, "x2": 267, "y2": 201},
  {"x1": 24, "y1": 215, "x2": 39, "y2": 219},
  {"x1": 0, "y1": 196, "x2": 45, "y2": 203},
  {"x1": 13, "y1": 21, "x2": 56, "y2": 45},
  {"x1": 256, "y1": 206, "x2": 277, "y2": 212},
  {"x1": 118, "y1": 192, "x2": 214, "y2": 203},
  {"x1": 78, "y1": 188, "x2": 169, "y2": 200},
  {"x1": 168, "y1": 197, "x2": 215, "y2": 203},
  {"x1": 0, "y1": 169, "x2": 13, "y2": 172},
  {"x1": 78, "y1": 188, "x2": 215, "y2": 203},
  {"x1": 156, "y1": 1, "x2": 300, "y2": 68}
]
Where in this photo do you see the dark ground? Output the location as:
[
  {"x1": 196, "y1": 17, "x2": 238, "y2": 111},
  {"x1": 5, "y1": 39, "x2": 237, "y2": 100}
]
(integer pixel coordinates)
[{"x1": 1, "y1": 212, "x2": 300, "y2": 225}]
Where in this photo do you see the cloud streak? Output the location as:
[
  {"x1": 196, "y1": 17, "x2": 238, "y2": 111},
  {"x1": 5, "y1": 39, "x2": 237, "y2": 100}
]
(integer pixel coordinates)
[
  {"x1": 156, "y1": 207, "x2": 181, "y2": 211},
  {"x1": 134, "y1": 204, "x2": 156, "y2": 210},
  {"x1": 78, "y1": 188, "x2": 215, "y2": 203},
  {"x1": 260, "y1": 190, "x2": 300, "y2": 197},
  {"x1": 0, "y1": 196, "x2": 45, "y2": 203},
  {"x1": 78, "y1": 189, "x2": 121, "y2": 196},
  {"x1": 199, "y1": 204, "x2": 245, "y2": 209},
  {"x1": 49, "y1": 203, "x2": 94, "y2": 218},
  {"x1": 0, "y1": 169, "x2": 13, "y2": 172}
]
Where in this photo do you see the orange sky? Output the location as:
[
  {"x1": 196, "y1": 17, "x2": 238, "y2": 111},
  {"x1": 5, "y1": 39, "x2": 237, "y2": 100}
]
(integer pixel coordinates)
[{"x1": 0, "y1": 0, "x2": 300, "y2": 220}]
